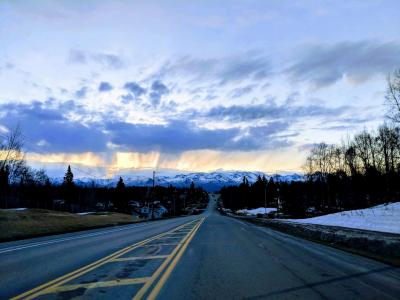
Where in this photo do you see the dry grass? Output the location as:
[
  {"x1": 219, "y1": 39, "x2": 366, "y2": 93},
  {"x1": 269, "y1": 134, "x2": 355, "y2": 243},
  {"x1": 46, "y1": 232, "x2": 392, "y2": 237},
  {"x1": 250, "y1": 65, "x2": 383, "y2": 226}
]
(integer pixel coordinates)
[{"x1": 0, "y1": 209, "x2": 139, "y2": 242}]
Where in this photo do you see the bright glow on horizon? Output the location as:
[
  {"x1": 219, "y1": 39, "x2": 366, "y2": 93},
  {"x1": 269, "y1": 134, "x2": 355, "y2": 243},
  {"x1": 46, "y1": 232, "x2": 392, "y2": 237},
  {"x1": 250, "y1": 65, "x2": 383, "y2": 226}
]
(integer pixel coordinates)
[{"x1": 27, "y1": 149, "x2": 305, "y2": 177}]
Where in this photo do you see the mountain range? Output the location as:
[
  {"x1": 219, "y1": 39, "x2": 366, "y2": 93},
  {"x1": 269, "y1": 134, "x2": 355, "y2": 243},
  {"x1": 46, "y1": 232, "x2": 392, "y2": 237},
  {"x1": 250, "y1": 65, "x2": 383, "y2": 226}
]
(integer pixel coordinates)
[{"x1": 51, "y1": 171, "x2": 304, "y2": 192}]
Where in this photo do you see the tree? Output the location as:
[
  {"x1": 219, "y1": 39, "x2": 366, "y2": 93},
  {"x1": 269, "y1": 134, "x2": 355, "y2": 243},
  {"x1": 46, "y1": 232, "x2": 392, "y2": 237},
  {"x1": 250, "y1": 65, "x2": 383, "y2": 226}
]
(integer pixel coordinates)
[
  {"x1": 0, "y1": 166, "x2": 9, "y2": 190},
  {"x1": 116, "y1": 177, "x2": 125, "y2": 189},
  {"x1": 386, "y1": 69, "x2": 400, "y2": 123},
  {"x1": 62, "y1": 165, "x2": 75, "y2": 207},
  {"x1": 35, "y1": 169, "x2": 49, "y2": 186},
  {"x1": 0, "y1": 125, "x2": 26, "y2": 184},
  {"x1": 115, "y1": 177, "x2": 128, "y2": 213},
  {"x1": 63, "y1": 165, "x2": 74, "y2": 187}
]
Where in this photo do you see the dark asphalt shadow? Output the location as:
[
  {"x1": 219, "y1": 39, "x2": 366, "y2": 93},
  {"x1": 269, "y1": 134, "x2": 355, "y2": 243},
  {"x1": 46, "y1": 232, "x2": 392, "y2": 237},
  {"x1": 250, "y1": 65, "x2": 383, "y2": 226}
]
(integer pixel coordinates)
[{"x1": 245, "y1": 266, "x2": 399, "y2": 299}]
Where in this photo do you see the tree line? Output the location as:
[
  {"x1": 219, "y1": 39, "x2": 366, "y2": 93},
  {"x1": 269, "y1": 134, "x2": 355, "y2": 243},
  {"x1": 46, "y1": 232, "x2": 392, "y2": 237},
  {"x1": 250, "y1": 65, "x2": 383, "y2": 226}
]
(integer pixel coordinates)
[
  {"x1": 220, "y1": 70, "x2": 400, "y2": 217},
  {"x1": 0, "y1": 129, "x2": 208, "y2": 214}
]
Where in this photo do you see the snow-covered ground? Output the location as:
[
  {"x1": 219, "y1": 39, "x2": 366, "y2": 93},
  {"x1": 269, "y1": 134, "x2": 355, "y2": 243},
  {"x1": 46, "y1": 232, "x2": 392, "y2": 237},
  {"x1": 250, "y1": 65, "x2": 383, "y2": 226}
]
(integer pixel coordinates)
[
  {"x1": 237, "y1": 207, "x2": 277, "y2": 215},
  {"x1": 284, "y1": 202, "x2": 400, "y2": 234}
]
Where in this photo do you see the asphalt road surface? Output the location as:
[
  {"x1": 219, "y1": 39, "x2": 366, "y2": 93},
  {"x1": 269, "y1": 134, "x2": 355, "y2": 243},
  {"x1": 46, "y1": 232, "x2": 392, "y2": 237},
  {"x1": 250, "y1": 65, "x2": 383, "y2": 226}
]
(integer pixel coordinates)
[{"x1": 1, "y1": 199, "x2": 400, "y2": 299}]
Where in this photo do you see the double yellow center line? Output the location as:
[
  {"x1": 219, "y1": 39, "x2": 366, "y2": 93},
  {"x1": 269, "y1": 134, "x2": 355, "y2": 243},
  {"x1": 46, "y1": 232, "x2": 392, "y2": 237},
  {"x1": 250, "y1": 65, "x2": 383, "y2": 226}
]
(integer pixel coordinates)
[{"x1": 12, "y1": 217, "x2": 205, "y2": 300}]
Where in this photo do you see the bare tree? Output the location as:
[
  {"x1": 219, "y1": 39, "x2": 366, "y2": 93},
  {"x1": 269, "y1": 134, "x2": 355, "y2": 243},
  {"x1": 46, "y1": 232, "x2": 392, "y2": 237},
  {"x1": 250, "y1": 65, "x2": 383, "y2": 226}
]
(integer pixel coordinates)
[
  {"x1": 386, "y1": 69, "x2": 400, "y2": 124},
  {"x1": 0, "y1": 125, "x2": 26, "y2": 184}
]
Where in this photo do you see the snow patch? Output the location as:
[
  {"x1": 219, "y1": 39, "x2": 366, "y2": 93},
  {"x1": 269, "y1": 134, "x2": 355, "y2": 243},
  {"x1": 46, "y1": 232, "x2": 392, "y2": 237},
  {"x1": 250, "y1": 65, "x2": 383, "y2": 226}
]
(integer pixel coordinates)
[
  {"x1": 284, "y1": 202, "x2": 400, "y2": 234},
  {"x1": 76, "y1": 212, "x2": 96, "y2": 215},
  {"x1": 237, "y1": 207, "x2": 277, "y2": 215}
]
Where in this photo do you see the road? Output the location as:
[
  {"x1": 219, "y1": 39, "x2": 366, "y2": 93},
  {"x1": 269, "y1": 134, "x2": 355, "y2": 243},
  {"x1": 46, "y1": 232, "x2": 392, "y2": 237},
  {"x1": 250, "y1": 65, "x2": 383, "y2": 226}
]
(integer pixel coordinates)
[{"x1": 1, "y1": 199, "x2": 400, "y2": 299}]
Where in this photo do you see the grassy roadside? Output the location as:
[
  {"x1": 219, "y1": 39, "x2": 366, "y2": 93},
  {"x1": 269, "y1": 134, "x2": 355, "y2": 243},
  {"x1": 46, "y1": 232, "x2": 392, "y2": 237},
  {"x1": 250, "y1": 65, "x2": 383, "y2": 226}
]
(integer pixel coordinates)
[{"x1": 0, "y1": 209, "x2": 140, "y2": 242}]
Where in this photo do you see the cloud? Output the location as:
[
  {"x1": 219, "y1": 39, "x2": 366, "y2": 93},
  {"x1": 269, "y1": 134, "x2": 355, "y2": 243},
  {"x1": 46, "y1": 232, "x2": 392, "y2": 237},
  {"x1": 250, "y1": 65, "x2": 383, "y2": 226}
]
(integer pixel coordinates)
[
  {"x1": 123, "y1": 81, "x2": 146, "y2": 100},
  {"x1": 68, "y1": 49, "x2": 125, "y2": 69},
  {"x1": 149, "y1": 80, "x2": 169, "y2": 106},
  {"x1": 98, "y1": 81, "x2": 113, "y2": 92},
  {"x1": 230, "y1": 84, "x2": 256, "y2": 98},
  {"x1": 203, "y1": 102, "x2": 349, "y2": 122},
  {"x1": 105, "y1": 120, "x2": 290, "y2": 153},
  {"x1": 0, "y1": 100, "x2": 293, "y2": 155},
  {"x1": 155, "y1": 53, "x2": 272, "y2": 85},
  {"x1": 68, "y1": 49, "x2": 87, "y2": 64},
  {"x1": 75, "y1": 86, "x2": 88, "y2": 98},
  {"x1": 0, "y1": 101, "x2": 108, "y2": 153},
  {"x1": 93, "y1": 53, "x2": 124, "y2": 69},
  {"x1": 287, "y1": 40, "x2": 400, "y2": 87},
  {"x1": 120, "y1": 94, "x2": 134, "y2": 103}
]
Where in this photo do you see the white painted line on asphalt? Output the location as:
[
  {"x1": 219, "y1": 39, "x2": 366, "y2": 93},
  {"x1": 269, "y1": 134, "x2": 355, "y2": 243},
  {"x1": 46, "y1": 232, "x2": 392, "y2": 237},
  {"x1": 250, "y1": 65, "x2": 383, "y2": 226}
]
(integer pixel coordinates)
[{"x1": 0, "y1": 223, "x2": 151, "y2": 254}]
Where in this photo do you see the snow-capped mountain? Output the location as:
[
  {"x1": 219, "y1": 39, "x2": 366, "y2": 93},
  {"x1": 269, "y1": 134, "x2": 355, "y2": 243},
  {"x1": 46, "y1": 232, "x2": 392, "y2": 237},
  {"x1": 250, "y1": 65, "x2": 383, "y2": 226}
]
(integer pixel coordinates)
[{"x1": 51, "y1": 171, "x2": 304, "y2": 192}]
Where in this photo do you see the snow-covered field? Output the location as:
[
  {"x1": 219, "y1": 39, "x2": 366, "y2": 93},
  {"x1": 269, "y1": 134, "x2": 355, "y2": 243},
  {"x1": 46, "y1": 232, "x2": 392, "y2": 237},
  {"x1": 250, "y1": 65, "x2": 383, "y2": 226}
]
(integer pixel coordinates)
[
  {"x1": 285, "y1": 202, "x2": 400, "y2": 234},
  {"x1": 237, "y1": 207, "x2": 277, "y2": 215}
]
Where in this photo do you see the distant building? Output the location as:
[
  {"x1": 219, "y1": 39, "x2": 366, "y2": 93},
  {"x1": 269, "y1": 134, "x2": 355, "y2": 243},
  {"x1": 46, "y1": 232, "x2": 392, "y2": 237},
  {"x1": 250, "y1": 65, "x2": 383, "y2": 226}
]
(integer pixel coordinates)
[{"x1": 133, "y1": 201, "x2": 167, "y2": 219}]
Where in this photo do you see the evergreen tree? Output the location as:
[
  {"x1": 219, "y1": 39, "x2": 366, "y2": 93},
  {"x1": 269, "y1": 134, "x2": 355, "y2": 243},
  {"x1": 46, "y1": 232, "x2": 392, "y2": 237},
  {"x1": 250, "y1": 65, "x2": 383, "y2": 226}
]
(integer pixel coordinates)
[
  {"x1": 62, "y1": 165, "x2": 75, "y2": 208},
  {"x1": 0, "y1": 166, "x2": 9, "y2": 189},
  {"x1": 115, "y1": 177, "x2": 128, "y2": 213},
  {"x1": 63, "y1": 165, "x2": 74, "y2": 187},
  {"x1": 117, "y1": 177, "x2": 125, "y2": 190}
]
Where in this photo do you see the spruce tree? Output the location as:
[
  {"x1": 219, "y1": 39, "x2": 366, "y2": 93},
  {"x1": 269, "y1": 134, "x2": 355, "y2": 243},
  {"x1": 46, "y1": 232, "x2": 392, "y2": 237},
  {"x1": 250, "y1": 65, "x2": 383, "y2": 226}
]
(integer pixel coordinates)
[
  {"x1": 62, "y1": 165, "x2": 75, "y2": 207},
  {"x1": 117, "y1": 177, "x2": 125, "y2": 190},
  {"x1": 63, "y1": 165, "x2": 74, "y2": 187}
]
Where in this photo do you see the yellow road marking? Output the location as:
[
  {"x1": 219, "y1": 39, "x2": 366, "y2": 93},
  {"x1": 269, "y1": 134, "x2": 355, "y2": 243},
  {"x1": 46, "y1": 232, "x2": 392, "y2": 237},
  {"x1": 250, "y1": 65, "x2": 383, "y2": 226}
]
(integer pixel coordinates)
[
  {"x1": 43, "y1": 277, "x2": 150, "y2": 294},
  {"x1": 11, "y1": 220, "x2": 197, "y2": 300},
  {"x1": 142, "y1": 243, "x2": 181, "y2": 246},
  {"x1": 112, "y1": 255, "x2": 169, "y2": 262},
  {"x1": 147, "y1": 218, "x2": 205, "y2": 300},
  {"x1": 133, "y1": 218, "x2": 204, "y2": 300}
]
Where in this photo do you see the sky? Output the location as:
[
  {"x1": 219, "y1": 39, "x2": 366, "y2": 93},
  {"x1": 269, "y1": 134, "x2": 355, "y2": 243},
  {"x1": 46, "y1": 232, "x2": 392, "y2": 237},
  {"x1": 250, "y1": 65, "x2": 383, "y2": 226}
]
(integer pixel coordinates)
[{"x1": 0, "y1": 0, "x2": 399, "y2": 178}]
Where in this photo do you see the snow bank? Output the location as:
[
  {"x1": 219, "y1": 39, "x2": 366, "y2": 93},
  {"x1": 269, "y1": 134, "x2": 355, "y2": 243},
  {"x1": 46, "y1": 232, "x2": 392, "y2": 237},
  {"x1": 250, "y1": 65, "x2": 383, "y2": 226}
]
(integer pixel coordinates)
[
  {"x1": 237, "y1": 207, "x2": 277, "y2": 215},
  {"x1": 285, "y1": 202, "x2": 400, "y2": 234}
]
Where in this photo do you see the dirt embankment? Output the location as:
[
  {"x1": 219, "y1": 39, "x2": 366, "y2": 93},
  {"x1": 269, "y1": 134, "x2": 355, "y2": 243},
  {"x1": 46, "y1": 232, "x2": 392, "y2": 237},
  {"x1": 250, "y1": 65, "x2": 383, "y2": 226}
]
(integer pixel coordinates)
[
  {"x1": 230, "y1": 214, "x2": 400, "y2": 266},
  {"x1": 0, "y1": 209, "x2": 139, "y2": 242}
]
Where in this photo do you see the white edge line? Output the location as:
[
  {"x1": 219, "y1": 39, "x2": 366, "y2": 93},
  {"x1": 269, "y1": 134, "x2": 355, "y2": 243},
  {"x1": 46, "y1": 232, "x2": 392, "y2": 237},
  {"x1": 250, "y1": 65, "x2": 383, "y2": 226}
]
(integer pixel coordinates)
[{"x1": 0, "y1": 222, "x2": 155, "y2": 254}]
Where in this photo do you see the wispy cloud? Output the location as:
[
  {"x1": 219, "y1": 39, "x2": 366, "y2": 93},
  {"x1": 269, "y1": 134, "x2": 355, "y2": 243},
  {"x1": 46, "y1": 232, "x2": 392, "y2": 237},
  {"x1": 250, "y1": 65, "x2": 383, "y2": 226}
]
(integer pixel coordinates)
[
  {"x1": 287, "y1": 40, "x2": 400, "y2": 87},
  {"x1": 68, "y1": 49, "x2": 125, "y2": 69},
  {"x1": 154, "y1": 53, "x2": 272, "y2": 85}
]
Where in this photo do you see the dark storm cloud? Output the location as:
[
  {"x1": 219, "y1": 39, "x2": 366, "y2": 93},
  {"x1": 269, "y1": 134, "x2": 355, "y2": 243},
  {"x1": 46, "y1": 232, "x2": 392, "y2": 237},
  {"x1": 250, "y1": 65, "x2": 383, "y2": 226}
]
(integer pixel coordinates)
[
  {"x1": 155, "y1": 53, "x2": 272, "y2": 85},
  {"x1": 105, "y1": 120, "x2": 290, "y2": 153},
  {"x1": 0, "y1": 101, "x2": 107, "y2": 153},
  {"x1": 68, "y1": 49, "x2": 125, "y2": 69},
  {"x1": 287, "y1": 40, "x2": 400, "y2": 87},
  {"x1": 149, "y1": 80, "x2": 169, "y2": 106},
  {"x1": 98, "y1": 81, "x2": 113, "y2": 92}
]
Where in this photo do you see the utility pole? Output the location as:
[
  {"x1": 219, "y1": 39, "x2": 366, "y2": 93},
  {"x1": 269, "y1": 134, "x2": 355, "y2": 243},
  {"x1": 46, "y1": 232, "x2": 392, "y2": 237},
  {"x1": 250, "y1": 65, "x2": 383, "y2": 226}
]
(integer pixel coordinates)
[
  {"x1": 151, "y1": 171, "x2": 155, "y2": 219},
  {"x1": 277, "y1": 187, "x2": 280, "y2": 216},
  {"x1": 264, "y1": 184, "x2": 267, "y2": 215}
]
